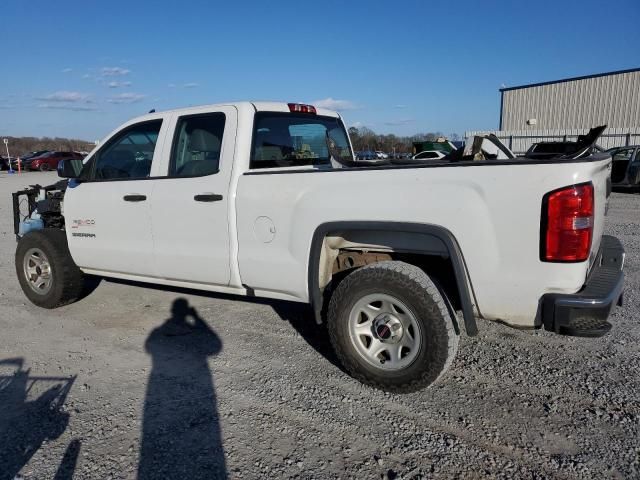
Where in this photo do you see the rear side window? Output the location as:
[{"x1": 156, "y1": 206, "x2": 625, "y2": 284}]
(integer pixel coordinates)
[
  {"x1": 170, "y1": 113, "x2": 225, "y2": 177},
  {"x1": 88, "y1": 120, "x2": 162, "y2": 180},
  {"x1": 250, "y1": 113, "x2": 352, "y2": 169}
]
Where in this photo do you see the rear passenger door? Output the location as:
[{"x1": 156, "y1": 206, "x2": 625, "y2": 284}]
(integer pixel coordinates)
[{"x1": 150, "y1": 106, "x2": 237, "y2": 286}]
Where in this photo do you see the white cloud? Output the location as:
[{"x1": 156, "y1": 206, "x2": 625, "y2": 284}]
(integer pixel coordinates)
[
  {"x1": 37, "y1": 91, "x2": 92, "y2": 103},
  {"x1": 168, "y1": 83, "x2": 176, "y2": 88},
  {"x1": 394, "y1": 104, "x2": 407, "y2": 109},
  {"x1": 384, "y1": 118, "x2": 415, "y2": 126},
  {"x1": 62, "y1": 68, "x2": 73, "y2": 73},
  {"x1": 107, "y1": 93, "x2": 147, "y2": 104},
  {"x1": 108, "y1": 81, "x2": 132, "y2": 88},
  {"x1": 312, "y1": 97, "x2": 358, "y2": 111},
  {"x1": 183, "y1": 82, "x2": 199, "y2": 88},
  {"x1": 82, "y1": 73, "x2": 92, "y2": 79},
  {"x1": 38, "y1": 104, "x2": 98, "y2": 111},
  {"x1": 101, "y1": 66, "x2": 131, "y2": 77}
]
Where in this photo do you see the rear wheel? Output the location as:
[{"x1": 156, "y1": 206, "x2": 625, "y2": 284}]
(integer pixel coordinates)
[
  {"x1": 16, "y1": 230, "x2": 85, "y2": 308},
  {"x1": 39, "y1": 163, "x2": 50, "y2": 171},
  {"x1": 328, "y1": 261, "x2": 459, "y2": 393}
]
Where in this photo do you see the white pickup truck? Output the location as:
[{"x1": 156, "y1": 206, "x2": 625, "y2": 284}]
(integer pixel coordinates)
[{"x1": 12, "y1": 102, "x2": 625, "y2": 392}]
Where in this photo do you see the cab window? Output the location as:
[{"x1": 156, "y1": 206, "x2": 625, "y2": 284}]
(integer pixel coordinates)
[
  {"x1": 169, "y1": 113, "x2": 225, "y2": 177},
  {"x1": 250, "y1": 113, "x2": 352, "y2": 169},
  {"x1": 88, "y1": 120, "x2": 162, "y2": 180}
]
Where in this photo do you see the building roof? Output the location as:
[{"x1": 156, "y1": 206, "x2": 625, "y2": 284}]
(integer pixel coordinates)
[{"x1": 499, "y1": 67, "x2": 640, "y2": 92}]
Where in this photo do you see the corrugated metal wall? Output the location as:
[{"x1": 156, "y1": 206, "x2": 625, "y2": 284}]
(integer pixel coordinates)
[
  {"x1": 501, "y1": 70, "x2": 640, "y2": 130},
  {"x1": 464, "y1": 127, "x2": 640, "y2": 155}
]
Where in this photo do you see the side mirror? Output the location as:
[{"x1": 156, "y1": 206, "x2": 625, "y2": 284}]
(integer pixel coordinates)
[{"x1": 57, "y1": 159, "x2": 84, "y2": 178}]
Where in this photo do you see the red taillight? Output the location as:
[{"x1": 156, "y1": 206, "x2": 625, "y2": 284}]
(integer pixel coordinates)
[
  {"x1": 542, "y1": 183, "x2": 594, "y2": 262},
  {"x1": 288, "y1": 103, "x2": 317, "y2": 114}
]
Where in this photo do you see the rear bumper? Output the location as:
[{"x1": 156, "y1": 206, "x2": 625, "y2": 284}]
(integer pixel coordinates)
[{"x1": 541, "y1": 235, "x2": 625, "y2": 337}]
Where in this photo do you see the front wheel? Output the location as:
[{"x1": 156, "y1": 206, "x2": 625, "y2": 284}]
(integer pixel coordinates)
[
  {"x1": 16, "y1": 230, "x2": 85, "y2": 308},
  {"x1": 327, "y1": 261, "x2": 459, "y2": 393}
]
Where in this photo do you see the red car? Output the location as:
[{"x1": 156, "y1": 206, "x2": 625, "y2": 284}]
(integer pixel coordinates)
[{"x1": 25, "y1": 151, "x2": 84, "y2": 171}]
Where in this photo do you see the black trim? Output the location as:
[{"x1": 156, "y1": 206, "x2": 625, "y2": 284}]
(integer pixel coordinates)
[
  {"x1": 500, "y1": 67, "x2": 640, "y2": 92},
  {"x1": 307, "y1": 221, "x2": 478, "y2": 336},
  {"x1": 541, "y1": 235, "x2": 624, "y2": 337},
  {"x1": 194, "y1": 193, "x2": 223, "y2": 202},
  {"x1": 244, "y1": 152, "x2": 612, "y2": 175},
  {"x1": 123, "y1": 194, "x2": 147, "y2": 202}
]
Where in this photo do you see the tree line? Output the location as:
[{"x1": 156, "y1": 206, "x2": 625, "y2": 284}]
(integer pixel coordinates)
[
  {"x1": 348, "y1": 126, "x2": 460, "y2": 153},
  {"x1": 1, "y1": 136, "x2": 95, "y2": 157}
]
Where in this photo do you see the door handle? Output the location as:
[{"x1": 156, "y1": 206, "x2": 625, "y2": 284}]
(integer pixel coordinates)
[
  {"x1": 194, "y1": 193, "x2": 223, "y2": 202},
  {"x1": 123, "y1": 194, "x2": 147, "y2": 202}
]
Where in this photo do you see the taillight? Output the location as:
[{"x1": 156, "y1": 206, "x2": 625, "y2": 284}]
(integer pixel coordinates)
[
  {"x1": 541, "y1": 182, "x2": 594, "y2": 262},
  {"x1": 288, "y1": 103, "x2": 317, "y2": 114}
]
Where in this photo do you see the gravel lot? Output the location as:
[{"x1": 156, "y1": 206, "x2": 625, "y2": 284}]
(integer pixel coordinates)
[{"x1": 0, "y1": 171, "x2": 638, "y2": 479}]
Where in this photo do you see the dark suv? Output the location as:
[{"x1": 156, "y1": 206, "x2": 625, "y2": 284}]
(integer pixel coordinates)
[{"x1": 24, "y1": 151, "x2": 83, "y2": 171}]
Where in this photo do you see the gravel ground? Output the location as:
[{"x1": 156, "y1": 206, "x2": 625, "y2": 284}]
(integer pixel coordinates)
[{"x1": 0, "y1": 171, "x2": 638, "y2": 480}]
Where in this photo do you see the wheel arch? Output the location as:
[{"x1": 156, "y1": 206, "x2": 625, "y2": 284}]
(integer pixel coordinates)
[{"x1": 308, "y1": 221, "x2": 479, "y2": 336}]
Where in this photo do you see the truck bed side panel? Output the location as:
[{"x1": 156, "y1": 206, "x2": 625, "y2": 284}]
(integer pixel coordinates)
[{"x1": 235, "y1": 158, "x2": 611, "y2": 327}]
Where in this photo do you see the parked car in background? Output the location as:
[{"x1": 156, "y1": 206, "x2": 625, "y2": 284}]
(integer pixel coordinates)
[
  {"x1": 412, "y1": 150, "x2": 446, "y2": 160},
  {"x1": 11, "y1": 150, "x2": 50, "y2": 169},
  {"x1": 23, "y1": 151, "x2": 84, "y2": 171},
  {"x1": 356, "y1": 151, "x2": 377, "y2": 160},
  {"x1": 606, "y1": 145, "x2": 640, "y2": 187},
  {"x1": 375, "y1": 150, "x2": 389, "y2": 159}
]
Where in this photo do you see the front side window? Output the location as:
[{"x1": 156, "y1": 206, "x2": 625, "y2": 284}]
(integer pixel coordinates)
[
  {"x1": 250, "y1": 113, "x2": 352, "y2": 169},
  {"x1": 170, "y1": 113, "x2": 225, "y2": 177},
  {"x1": 89, "y1": 120, "x2": 162, "y2": 180}
]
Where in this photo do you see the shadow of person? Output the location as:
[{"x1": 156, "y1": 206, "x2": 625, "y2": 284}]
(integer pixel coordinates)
[
  {"x1": 138, "y1": 298, "x2": 226, "y2": 479},
  {"x1": 0, "y1": 358, "x2": 75, "y2": 480}
]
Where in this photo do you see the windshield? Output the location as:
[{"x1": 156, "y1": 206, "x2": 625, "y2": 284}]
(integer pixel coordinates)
[{"x1": 250, "y1": 113, "x2": 353, "y2": 169}]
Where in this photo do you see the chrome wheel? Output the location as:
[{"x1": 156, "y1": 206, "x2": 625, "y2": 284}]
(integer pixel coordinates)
[
  {"x1": 23, "y1": 247, "x2": 53, "y2": 295},
  {"x1": 348, "y1": 293, "x2": 422, "y2": 371}
]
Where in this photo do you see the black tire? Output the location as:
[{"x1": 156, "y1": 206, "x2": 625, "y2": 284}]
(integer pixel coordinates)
[
  {"x1": 39, "y1": 163, "x2": 50, "y2": 172},
  {"x1": 327, "y1": 261, "x2": 459, "y2": 393},
  {"x1": 16, "y1": 229, "x2": 85, "y2": 308}
]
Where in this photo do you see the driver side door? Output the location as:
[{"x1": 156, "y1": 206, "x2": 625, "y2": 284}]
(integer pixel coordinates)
[{"x1": 64, "y1": 116, "x2": 170, "y2": 277}]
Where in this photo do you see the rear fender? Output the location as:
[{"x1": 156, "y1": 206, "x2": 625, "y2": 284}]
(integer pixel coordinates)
[{"x1": 308, "y1": 221, "x2": 479, "y2": 336}]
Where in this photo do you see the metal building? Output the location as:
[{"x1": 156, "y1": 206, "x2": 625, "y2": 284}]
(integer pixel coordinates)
[{"x1": 499, "y1": 68, "x2": 640, "y2": 131}]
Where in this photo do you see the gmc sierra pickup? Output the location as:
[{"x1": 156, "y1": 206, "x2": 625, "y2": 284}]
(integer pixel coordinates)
[{"x1": 12, "y1": 102, "x2": 625, "y2": 392}]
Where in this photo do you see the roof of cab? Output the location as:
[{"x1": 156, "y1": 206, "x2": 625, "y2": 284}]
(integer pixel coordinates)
[{"x1": 127, "y1": 101, "x2": 340, "y2": 125}]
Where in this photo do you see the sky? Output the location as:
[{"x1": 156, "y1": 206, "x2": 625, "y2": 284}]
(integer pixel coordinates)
[{"x1": 1, "y1": 0, "x2": 638, "y2": 141}]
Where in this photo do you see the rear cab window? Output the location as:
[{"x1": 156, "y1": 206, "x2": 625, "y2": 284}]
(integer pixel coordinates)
[{"x1": 250, "y1": 112, "x2": 352, "y2": 170}]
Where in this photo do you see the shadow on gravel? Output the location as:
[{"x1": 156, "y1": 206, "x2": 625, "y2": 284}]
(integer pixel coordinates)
[
  {"x1": 106, "y1": 278, "x2": 342, "y2": 370},
  {"x1": 0, "y1": 358, "x2": 77, "y2": 480},
  {"x1": 138, "y1": 298, "x2": 226, "y2": 479}
]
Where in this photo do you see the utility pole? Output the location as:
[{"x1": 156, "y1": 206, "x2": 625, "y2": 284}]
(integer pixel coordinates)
[{"x1": 3, "y1": 138, "x2": 14, "y2": 174}]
